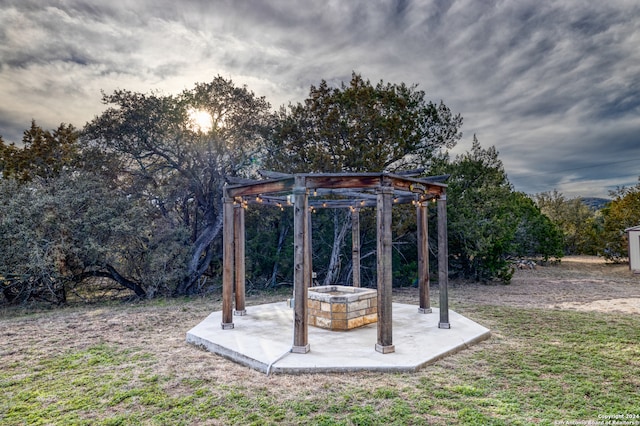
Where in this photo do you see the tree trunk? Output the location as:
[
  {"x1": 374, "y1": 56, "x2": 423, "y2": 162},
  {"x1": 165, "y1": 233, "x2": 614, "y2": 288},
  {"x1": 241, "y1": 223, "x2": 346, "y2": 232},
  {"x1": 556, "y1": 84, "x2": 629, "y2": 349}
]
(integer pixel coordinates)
[
  {"x1": 75, "y1": 266, "x2": 147, "y2": 298},
  {"x1": 174, "y1": 212, "x2": 223, "y2": 295},
  {"x1": 104, "y1": 265, "x2": 146, "y2": 298},
  {"x1": 269, "y1": 217, "x2": 290, "y2": 288},
  {"x1": 1, "y1": 279, "x2": 24, "y2": 304},
  {"x1": 323, "y1": 210, "x2": 351, "y2": 286}
]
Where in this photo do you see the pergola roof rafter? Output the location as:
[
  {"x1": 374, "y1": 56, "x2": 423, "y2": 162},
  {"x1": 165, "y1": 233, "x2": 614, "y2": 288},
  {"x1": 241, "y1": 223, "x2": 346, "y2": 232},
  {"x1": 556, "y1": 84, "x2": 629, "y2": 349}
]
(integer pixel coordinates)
[{"x1": 225, "y1": 171, "x2": 448, "y2": 206}]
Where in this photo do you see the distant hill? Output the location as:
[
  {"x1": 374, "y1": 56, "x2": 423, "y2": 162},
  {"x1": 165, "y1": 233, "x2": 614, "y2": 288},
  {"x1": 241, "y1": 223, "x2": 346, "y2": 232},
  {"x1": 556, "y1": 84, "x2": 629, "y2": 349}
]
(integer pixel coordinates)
[{"x1": 581, "y1": 197, "x2": 610, "y2": 210}]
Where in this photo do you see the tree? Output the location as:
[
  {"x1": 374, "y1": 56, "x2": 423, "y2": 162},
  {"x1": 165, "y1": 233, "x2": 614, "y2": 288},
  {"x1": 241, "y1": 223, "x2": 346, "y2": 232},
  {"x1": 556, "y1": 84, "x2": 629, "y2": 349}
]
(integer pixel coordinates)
[
  {"x1": 83, "y1": 76, "x2": 273, "y2": 295},
  {"x1": 0, "y1": 122, "x2": 170, "y2": 305},
  {"x1": 535, "y1": 190, "x2": 601, "y2": 255},
  {"x1": 0, "y1": 172, "x2": 189, "y2": 305},
  {"x1": 511, "y1": 192, "x2": 564, "y2": 261},
  {"x1": 265, "y1": 73, "x2": 462, "y2": 286},
  {"x1": 600, "y1": 179, "x2": 640, "y2": 262},
  {"x1": 267, "y1": 72, "x2": 462, "y2": 173},
  {"x1": 0, "y1": 121, "x2": 79, "y2": 182},
  {"x1": 432, "y1": 137, "x2": 562, "y2": 283},
  {"x1": 244, "y1": 207, "x2": 294, "y2": 288}
]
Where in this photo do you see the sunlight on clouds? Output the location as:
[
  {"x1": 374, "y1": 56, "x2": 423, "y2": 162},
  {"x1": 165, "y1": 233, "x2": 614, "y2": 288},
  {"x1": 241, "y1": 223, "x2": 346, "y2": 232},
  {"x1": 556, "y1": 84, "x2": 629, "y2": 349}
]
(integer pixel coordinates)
[{"x1": 1, "y1": 0, "x2": 639, "y2": 197}]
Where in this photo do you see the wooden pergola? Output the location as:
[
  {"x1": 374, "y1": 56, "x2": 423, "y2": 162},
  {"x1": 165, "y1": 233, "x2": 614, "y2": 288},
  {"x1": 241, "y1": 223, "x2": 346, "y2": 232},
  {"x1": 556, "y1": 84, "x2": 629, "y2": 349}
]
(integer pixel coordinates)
[{"x1": 221, "y1": 171, "x2": 450, "y2": 354}]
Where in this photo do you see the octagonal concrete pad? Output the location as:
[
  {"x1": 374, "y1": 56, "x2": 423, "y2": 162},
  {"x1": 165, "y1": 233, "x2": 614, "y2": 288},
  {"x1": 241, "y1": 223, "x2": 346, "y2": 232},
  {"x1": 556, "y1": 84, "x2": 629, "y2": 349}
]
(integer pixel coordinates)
[{"x1": 186, "y1": 302, "x2": 490, "y2": 374}]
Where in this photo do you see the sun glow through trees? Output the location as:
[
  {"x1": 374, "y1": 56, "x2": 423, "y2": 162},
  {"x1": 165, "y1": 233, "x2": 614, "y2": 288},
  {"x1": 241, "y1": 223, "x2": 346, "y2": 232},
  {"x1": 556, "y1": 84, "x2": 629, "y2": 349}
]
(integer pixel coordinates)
[{"x1": 187, "y1": 108, "x2": 213, "y2": 133}]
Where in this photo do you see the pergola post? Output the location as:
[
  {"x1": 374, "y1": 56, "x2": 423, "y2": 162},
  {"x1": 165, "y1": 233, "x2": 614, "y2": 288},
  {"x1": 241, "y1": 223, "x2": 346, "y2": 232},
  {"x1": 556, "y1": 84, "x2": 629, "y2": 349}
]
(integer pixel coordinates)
[
  {"x1": 351, "y1": 207, "x2": 361, "y2": 287},
  {"x1": 437, "y1": 193, "x2": 450, "y2": 328},
  {"x1": 307, "y1": 207, "x2": 313, "y2": 286},
  {"x1": 375, "y1": 185, "x2": 395, "y2": 354},
  {"x1": 234, "y1": 203, "x2": 246, "y2": 316},
  {"x1": 292, "y1": 178, "x2": 311, "y2": 353},
  {"x1": 417, "y1": 200, "x2": 432, "y2": 314},
  {"x1": 221, "y1": 196, "x2": 235, "y2": 329}
]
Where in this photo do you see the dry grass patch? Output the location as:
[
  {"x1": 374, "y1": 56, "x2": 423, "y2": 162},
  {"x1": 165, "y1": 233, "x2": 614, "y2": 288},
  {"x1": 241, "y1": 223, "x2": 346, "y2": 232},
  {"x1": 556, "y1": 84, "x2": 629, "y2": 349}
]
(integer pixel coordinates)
[{"x1": 1, "y1": 256, "x2": 640, "y2": 425}]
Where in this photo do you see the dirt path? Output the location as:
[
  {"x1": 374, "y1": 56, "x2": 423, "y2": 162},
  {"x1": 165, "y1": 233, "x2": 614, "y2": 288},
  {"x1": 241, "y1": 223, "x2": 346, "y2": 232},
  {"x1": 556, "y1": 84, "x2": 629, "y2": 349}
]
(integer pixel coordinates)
[{"x1": 398, "y1": 255, "x2": 640, "y2": 314}]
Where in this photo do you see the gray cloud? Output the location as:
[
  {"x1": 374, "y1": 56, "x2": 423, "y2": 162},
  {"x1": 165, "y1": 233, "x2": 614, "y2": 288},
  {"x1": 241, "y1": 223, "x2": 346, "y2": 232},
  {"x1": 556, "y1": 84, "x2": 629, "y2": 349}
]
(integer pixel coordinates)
[{"x1": 1, "y1": 0, "x2": 638, "y2": 198}]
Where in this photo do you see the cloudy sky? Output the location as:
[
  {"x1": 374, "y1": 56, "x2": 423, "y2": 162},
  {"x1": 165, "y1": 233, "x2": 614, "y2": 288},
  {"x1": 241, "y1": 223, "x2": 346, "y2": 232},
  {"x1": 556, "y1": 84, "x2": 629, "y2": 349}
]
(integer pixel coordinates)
[{"x1": 1, "y1": 0, "x2": 639, "y2": 198}]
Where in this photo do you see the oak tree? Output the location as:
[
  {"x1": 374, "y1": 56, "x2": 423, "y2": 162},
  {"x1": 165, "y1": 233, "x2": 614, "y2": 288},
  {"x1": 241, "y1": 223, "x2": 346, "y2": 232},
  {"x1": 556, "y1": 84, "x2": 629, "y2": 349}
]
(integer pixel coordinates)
[
  {"x1": 83, "y1": 76, "x2": 273, "y2": 295},
  {"x1": 432, "y1": 137, "x2": 562, "y2": 283},
  {"x1": 535, "y1": 190, "x2": 602, "y2": 255},
  {"x1": 267, "y1": 72, "x2": 462, "y2": 173},
  {"x1": 0, "y1": 121, "x2": 79, "y2": 182},
  {"x1": 264, "y1": 73, "x2": 463, "y2": 286},
  {"x1": 600, "y1": 179, "x2": 640, "y2": 262}
]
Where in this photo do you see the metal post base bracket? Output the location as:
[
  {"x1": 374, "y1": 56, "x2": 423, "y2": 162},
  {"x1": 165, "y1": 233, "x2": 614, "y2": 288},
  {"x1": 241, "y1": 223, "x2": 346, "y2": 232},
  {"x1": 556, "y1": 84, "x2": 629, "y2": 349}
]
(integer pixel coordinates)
[
  {"x1": 291, "y1": 344, "x2": 310, "y2": 354},
  {"x1": 375, "y1": 343, "x2": 395, "y2": 354},
  {"x1": 438, "y1": 322, "x2": 451, "y2": 329},
  {"x1": 221, "y1": 322, "x2": 235, "y2": 330},
  {"x1": 418, "y1": 307, "x2": 432, "y2": 314},
  {"x1": 234, "y1": 310, "x2": 247, "y2": 316}
]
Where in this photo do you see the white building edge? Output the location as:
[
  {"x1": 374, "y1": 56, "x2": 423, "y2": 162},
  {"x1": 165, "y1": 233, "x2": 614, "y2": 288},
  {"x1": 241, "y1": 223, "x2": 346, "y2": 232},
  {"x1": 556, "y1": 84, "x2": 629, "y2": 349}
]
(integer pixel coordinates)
[{"x1": 625, "y1": 225, "x2": 640, "y2": 273}]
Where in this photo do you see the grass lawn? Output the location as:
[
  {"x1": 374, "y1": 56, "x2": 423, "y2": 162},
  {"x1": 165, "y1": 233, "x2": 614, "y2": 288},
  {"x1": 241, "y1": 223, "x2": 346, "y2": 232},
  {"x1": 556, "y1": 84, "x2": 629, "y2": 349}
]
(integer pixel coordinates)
[{"x1": 1, "y1": 257, "x2": 639, "y2": 425}]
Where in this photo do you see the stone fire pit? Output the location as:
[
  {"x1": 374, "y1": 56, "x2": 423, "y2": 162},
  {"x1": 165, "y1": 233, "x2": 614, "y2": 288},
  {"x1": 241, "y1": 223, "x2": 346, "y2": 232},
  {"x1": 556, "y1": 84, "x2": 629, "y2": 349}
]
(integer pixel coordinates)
[{"x1": 307, "y1": 285, "x2": 378, "y2": 331}]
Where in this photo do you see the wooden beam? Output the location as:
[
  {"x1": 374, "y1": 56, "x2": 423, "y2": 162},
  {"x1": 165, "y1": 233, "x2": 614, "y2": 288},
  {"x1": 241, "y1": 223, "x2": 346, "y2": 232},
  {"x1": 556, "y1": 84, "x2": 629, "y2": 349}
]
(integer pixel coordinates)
[
  {"x1": 246, "y1": 196, "x2": 418, "y2": 209},
  {"x1": 417, "y1": 201, "x2": 431, "y2": 313},
  {"x1": 352, "y1": 207, "x2": 361, "y2": 287},
  {"x1": 231, "y1": 173, "x2": 447, "y2": 210},
  {"x1": 221, "y1": 197, "x2": 235, "y2": 329},
  {"x1": 315, "y1": 188, "x2": 378, "y2": 199},
  {"x1": 375, "y1": 185, "x2": 395, "y2": 354},
  {"x1": 422, "y1": 174, "x2": 450, "y2": 183},
  {"x1": 437, "y1": 193, "x2": 450, "y2": 329},
  {"x1": 309, "y1": 199, "x2": 374, "y2": 209},
  {"x1": 307, "y1": 205, "x2": 313, "y2": 286},
  {"x1": 225, "y1": 176, "x2": 260, "y2": 185},
  {"x1": 387, "y1": 174, "x2": 446, "y2": 195},
  {"x1": 292, "y1": 177, "x2": 310, "y2": 353},
  {"x1": 258, "y1": 170, "x2": 293, "y2": 179},
  {"x1": 417, "y1": 202, "x2": 429, "y2": 307},
  {"x1": 227, "y1": 172, "x2": 446, "y2": 198},
  {"x1": 306, "y1": 175, "x2": 382, "y2": 190},
  {"x1": 395, "y1": 168, "x2": 426, "y2": 177},
  {"x1": 234, "y1": 203, "x2": 246, "y2": 316},
  {"x1": 225, "y1": 178, "x2": 295, "y2": 197}
]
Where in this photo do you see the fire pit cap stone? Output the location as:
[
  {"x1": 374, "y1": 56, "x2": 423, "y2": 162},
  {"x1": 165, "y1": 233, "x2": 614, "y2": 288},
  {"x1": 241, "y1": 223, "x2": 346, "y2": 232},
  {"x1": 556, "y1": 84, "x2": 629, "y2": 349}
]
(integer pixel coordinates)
[{"x1": 308, "y1": 285, "x2": 377, "y2": 303}]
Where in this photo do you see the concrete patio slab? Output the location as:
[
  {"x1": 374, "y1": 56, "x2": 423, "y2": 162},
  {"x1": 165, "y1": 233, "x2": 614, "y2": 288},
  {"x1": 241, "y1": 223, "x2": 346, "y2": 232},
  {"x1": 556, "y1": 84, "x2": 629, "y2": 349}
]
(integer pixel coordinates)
[{"x1": 186, "y1": 301, "x2": 490, "y2": 374}]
